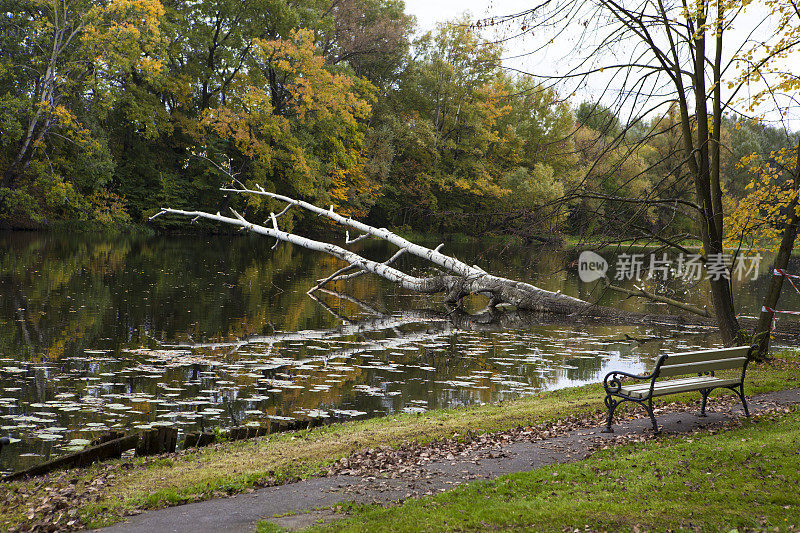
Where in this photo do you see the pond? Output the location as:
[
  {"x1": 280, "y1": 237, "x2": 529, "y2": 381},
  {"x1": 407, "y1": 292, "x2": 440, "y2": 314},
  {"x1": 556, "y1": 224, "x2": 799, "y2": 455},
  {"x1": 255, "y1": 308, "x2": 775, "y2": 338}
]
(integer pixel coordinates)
[{"x1": 1, "y1": 230, "x2": 798, "y2": 474}]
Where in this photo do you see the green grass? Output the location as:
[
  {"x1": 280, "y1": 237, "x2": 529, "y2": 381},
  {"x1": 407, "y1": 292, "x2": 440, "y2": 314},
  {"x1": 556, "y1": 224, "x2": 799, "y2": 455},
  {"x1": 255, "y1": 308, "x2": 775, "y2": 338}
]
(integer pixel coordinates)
[
  {"x1": 561, "y1": 235, "x2": 708, "y2": 250},
  {"x1": 314, "y1": 406, "x2": 800, "y2": 533},
  {"x1": 2, "y1": 351, "x2": 799, "y2": 531},
  {"x1": 255, "y1": 520, "x2": 288, "y2": 533}
]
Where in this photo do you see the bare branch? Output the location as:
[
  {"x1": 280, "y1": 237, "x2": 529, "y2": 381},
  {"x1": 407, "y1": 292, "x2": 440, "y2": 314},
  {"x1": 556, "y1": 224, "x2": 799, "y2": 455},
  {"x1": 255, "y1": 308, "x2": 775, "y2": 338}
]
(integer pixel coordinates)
[
  {"x1": 219, "y1": 186, "x2": 474, "y2": 276},
  {"x1": 345, "y1": 231, "x2": 370, "y2": 244},
  {"x1": 601, "y1": 278, "x2": 711, "y2": 318}
]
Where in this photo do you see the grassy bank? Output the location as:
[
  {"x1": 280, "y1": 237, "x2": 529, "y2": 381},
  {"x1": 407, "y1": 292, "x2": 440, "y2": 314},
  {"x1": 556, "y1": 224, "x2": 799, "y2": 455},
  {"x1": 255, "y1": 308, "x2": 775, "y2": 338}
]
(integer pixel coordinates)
[
  {"x1": 314, "y1": 405, "x2": 800, "y2": 533},
  {"x1": 1, "y1": 352, "x2": 798, "y2": 531},
  {"x1": 561, "y1": 235, "x2": 708, "y2": 250}
]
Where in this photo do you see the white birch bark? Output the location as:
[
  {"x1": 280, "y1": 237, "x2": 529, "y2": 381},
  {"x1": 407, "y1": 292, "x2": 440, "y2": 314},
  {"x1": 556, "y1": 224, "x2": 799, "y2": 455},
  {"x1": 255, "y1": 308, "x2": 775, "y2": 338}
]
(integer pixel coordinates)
[{"x1": 151, "y1": 199, "x2": 617, "y2": 316}]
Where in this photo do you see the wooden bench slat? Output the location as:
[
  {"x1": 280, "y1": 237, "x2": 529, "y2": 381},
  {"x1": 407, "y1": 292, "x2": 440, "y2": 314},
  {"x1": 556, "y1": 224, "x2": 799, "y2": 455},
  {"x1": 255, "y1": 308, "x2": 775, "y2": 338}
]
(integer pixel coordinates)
[
  {"x1": 659, "y1": 346, "x2": 750, "y2": 366},
  {"x1": 622, "y1": 376, "x2": 715, "y2": 392},
  {"x1": 620, "y1": 377, "x2": 742, "y2": 399},
  {"x1": 656, "y1": 357, "x2": 747, "y2": 378}
]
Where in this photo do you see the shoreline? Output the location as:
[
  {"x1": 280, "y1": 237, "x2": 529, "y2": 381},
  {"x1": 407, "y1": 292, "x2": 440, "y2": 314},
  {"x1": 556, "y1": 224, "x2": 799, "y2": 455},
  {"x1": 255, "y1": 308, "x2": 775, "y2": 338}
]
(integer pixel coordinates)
[{"x1": 1, "y1": 351, "x2": 798, "y2": 531}]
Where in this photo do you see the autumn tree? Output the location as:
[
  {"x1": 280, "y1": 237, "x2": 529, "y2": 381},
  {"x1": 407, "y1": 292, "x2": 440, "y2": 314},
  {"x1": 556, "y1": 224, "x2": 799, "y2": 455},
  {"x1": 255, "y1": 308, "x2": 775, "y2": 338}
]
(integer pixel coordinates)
[
  {"x1": 723, "y1": 0, "x2": 800, "y2": 356},
  {"x1": 373, "y1": 21, "x2": 576, "y2": 235},
  {"x1": 0, "y1": 0, "x2": 165, "y2": 224},
  {"x1": 509, "y1": 0, "x2": 800, "y2": 344},
  {"x1": 194, "y1": 28, "x2": 377, "y2": 221}
]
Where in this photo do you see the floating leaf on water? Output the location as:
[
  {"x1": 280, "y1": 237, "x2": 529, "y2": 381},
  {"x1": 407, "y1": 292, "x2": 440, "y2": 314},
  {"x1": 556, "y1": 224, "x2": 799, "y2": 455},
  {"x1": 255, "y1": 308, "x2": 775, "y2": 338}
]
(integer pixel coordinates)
[
  {"x1": 353, "y1": 385, "x2": 383, "y2": 396},
  {"x1": 297, "y1": 409, "x2": 329, "y2": 418},
  {"x1": 331, "y1": 409, "x2": 367, "y2": 417}
]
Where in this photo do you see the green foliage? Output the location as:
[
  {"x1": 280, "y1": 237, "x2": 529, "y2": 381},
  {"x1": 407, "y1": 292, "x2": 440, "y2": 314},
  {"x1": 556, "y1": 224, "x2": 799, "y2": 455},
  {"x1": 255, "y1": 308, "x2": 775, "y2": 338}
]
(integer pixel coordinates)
[
  {"x1": 576, "y1": 101, "x2": 622, "y2": 138},
  {"x1": 371, "y1": 20, "x2": 577, "y2": 235},
  {"x1": 502, "y1": 164, "x2": 564, "y2": 210},
  {"x1": 0, "y1": 0, "x2": 164, "y2": 225},
  {"x1": 8, "y1": 1, "x2": 777, "y2": 239}
]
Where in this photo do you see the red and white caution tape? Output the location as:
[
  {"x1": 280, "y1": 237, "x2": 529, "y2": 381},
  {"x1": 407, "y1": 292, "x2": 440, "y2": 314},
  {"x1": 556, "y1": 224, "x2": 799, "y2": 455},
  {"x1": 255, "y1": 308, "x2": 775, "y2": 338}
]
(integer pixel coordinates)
[
  {"x1": 762, "y1": 305, "x2": 800, "y2": 315},
  {"x1": 762, "y1": 306, "x2": 779, "y2": 333},
  {"x1": 773, "y1": 268, "x2": 800, "y2": 295},
  {"x1": 763, "y1": 270, "x2": 800, "y2": 332},
  {"x1": 773, "y1": 268, "x2": 800, "y2": 279}
]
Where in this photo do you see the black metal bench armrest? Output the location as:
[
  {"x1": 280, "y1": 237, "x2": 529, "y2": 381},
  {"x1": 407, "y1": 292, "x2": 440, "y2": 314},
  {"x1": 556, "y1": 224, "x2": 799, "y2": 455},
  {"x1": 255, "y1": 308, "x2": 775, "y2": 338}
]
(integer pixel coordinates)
[{"x1": 603, "y1": 370, "x2": 656, "y2": 394}]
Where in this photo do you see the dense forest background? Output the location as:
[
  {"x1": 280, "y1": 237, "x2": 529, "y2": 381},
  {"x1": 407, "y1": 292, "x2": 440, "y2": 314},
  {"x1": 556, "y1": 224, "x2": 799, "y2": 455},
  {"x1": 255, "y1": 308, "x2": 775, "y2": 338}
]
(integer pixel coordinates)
[{"x1": 0, "y1": 0, "x2": 795, "y2": 238}]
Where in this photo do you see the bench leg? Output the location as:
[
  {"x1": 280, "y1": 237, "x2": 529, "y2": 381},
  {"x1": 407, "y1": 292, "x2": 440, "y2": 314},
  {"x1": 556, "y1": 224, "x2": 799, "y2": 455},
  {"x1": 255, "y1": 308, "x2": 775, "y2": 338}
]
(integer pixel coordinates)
[
  {"x1": 732, "y1": 385, "x2": 750, "y2": 417},
  {"x1": 645, "y1": 398, "x2": 660, "y2": 435},
  {"x1": 698, "y1": 389, "x2": 710, "y2": 417},
  {"x1": 602, "y1": 395, "x2": 618, "y2": 433}
]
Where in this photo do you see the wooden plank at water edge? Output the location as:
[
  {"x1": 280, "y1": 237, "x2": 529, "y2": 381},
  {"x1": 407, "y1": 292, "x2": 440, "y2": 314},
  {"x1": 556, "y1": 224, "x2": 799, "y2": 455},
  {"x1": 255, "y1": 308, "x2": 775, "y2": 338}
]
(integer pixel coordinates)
[
  {"x1": 136, "y1": 427, "x2": 178, "y2": 456},
  {"x1": 3, "y1": 434, "x2": 140, "y2": 481}
]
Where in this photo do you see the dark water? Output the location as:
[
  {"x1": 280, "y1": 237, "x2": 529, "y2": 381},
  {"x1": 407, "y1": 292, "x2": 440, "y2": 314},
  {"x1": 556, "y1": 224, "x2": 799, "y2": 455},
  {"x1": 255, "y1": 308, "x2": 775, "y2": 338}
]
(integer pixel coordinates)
[{"x1": 1, "y1": 231, "x2": 798, "y2": 474}]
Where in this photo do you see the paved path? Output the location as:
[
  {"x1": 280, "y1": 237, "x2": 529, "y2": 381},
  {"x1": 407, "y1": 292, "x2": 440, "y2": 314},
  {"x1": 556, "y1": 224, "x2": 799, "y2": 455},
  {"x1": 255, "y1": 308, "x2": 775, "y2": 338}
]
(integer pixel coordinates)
[{"x1": 95, "y1": 388, "x2": 800, "y2": 533}]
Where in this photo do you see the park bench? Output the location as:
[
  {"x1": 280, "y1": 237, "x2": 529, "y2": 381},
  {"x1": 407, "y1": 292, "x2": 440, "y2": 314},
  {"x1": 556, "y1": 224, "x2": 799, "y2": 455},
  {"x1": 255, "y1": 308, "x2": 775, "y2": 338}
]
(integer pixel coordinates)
[{"x1": 602, "y1": 345, "x2": 755, "y2": 434}]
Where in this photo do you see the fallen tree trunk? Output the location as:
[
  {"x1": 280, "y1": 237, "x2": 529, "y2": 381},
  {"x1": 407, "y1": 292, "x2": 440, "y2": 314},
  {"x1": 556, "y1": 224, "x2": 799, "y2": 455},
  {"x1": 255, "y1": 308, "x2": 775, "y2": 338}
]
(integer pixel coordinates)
[{"x1": 150, "y1": 187, "x2": 695, "y2": 321}]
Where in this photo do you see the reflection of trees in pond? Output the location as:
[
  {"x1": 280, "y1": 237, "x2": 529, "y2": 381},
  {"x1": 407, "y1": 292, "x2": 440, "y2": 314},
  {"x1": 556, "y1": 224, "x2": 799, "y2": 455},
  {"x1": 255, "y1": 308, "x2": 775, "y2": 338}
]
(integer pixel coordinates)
[
  {"x1": 0, "y1": 233, "x2": 379, "y2": 362},
  {"x1": 1, "y1": 233, "x2": 737, "y2": 475},
  {"x1": 0, "y1": 233, "x2": 123, "y2": 360}
]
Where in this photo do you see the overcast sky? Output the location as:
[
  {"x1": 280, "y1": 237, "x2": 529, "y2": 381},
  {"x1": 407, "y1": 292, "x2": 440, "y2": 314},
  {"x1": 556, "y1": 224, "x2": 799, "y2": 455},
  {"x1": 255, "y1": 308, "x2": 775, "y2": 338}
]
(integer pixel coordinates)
[
  {"x1": 401, "y1": 0, "x2": 564, "y2": 86},
  {"x1": 400, "y1": 0, "x2": 798, "y2": 129},
  {"x1": 401, "y1": 0, "x2": 618, "y2": 111}
]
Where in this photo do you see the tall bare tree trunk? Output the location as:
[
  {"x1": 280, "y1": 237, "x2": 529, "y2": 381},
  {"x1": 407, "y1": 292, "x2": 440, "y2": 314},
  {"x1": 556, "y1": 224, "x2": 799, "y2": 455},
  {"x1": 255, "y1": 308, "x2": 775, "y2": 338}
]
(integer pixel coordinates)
[
  {"x1": 690, "y1": 5, "x2": 740, "y2": 345},
  {"x1": 753, "y1": 141, "x2": 800, "y2": 358},
  {"x1": 753, "y1": 207, "x2": 799, "y2": 359}
]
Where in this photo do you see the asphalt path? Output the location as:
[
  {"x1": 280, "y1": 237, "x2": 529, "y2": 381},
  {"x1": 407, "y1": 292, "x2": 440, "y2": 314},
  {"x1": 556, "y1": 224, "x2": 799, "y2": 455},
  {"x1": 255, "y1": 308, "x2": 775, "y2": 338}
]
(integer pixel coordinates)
[{"x1": 95, "y1": 388, "x2": 800, "y2": 533}]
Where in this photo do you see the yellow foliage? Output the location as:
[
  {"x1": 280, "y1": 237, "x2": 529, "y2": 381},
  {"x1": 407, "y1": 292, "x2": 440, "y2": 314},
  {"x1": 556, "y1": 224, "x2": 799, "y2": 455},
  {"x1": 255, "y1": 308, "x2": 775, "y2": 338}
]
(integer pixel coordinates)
[
  {"x1": 724, "y1": 145, "x2": 800, "y2": 252},
  {"x1": 327, "y1": 159, "x2": 381, "y2": 218}
]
